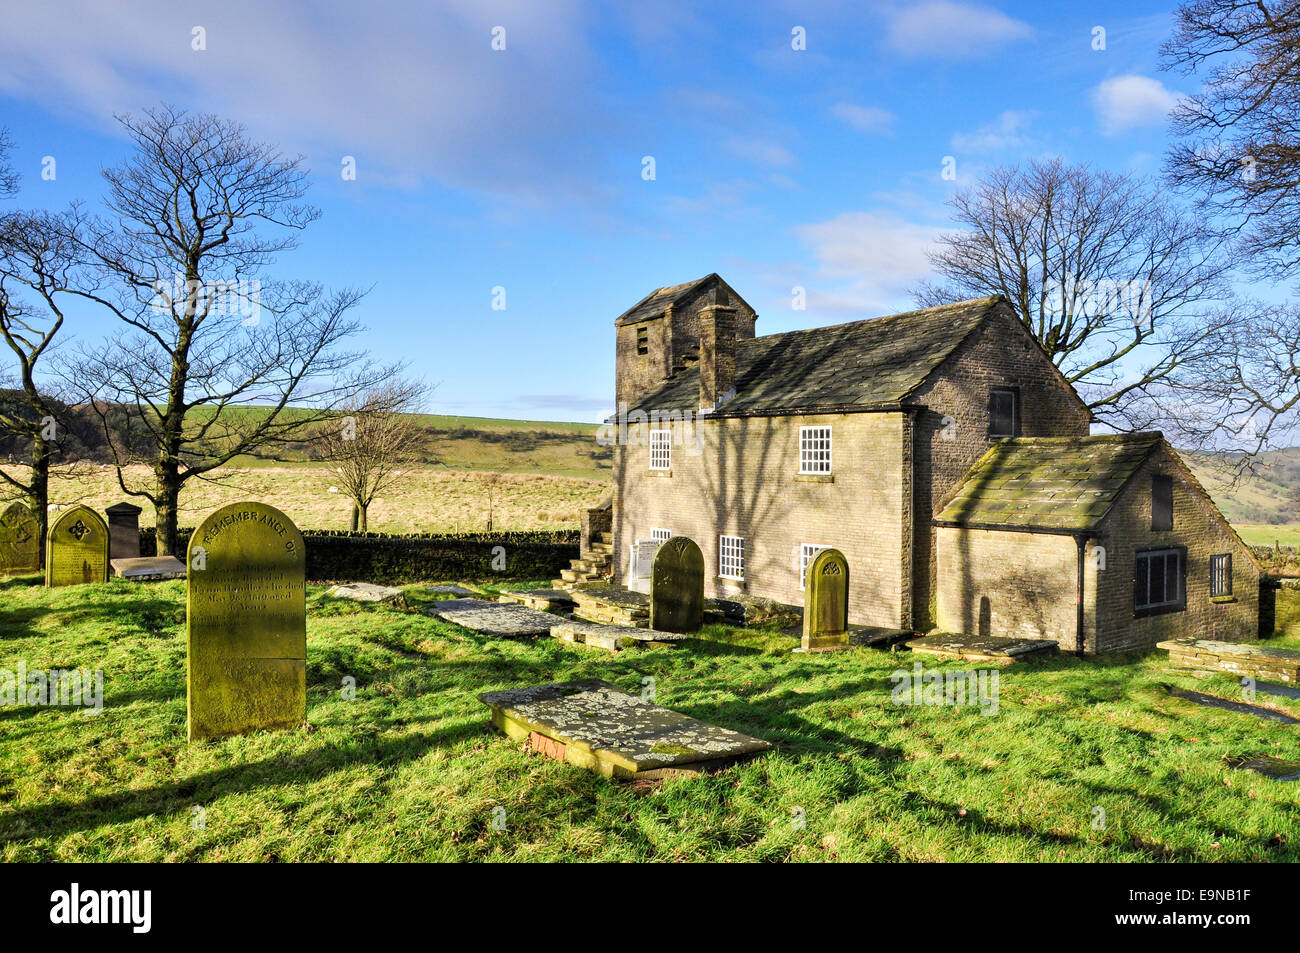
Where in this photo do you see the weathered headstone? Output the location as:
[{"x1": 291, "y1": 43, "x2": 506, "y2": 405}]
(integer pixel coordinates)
[
  {"x1": 801, "y1": 548, "x2": 849, "y2": 652},
  {"x1": 187, "y1": 502, "x2": 306, "y2": 741},
  {"x1": 45, "y1": 505, "x2": 109, "y2": 587},
  {"x1": 105, "y1": 501, "x2": 143, "y2": 559},
  {"x1": 649, "y1": 535, "x2": 704, "y2": 633},
  {"x1": 0, "y1": 502, "x2": 39, "y2": 576}
]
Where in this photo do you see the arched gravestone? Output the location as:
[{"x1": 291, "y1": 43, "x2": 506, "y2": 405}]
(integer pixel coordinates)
[
  {"x1": 0, "y1": 502, "x2": 39, "y2": 576},
  {"x1": 187, "y1": 502, "x2": 306, "y2": 741},
  {"x1": 802, "y1": 548, "x2": 850, "y2": 652},
  {"x1": 649, "y1": 536, "x2": 704, "y2": 633},
  {"x1": 45, "y1": 505, "x2": 109, "y2": 587}
]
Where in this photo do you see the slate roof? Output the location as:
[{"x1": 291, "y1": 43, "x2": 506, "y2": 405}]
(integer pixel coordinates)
[
  {"x1": 626, "y1": 296, "x2": 1004, "y2": 415},
  {"x1": 935, "y1": 432, "x2": 1165, "y2": 533},
  {"x1": 615, "y1": 274, "x2": 718, "y2": 327}
]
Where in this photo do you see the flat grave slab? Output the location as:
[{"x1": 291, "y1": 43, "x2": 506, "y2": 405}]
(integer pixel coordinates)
[
  {"x1": 110, "y1": 556, "x2": 187, "y2": 581},
  {"x1": 1158, "y1": 638, "x2": 1300, "y2": 684},
  {"x1": 425, "y1": 598, "x2": 558, "y2": 638},
  {"x1": 1232, "y1": 756, "x2": 1300, "y2": 781},
  {"x1": 906, "y1": 633, "x2": 1059, "y2": 664},
  {"x1": 498, "y1": 588, "x2": 575, "y2": 613},
  {"x1": 550, "y1": 619, "x2": 685, "y2": 652},
  {"x1": 425, "y1": 584, "x2": 480, "y2": 597},
  {"x1": 478, "y1": 679, "x2": 773, "y2": 779},
  {"x1": 326, "y1": 582, "x2": 408, "y2": 607},
  {"x1": 1166, "y1": 686, "x2": 1300, "y2": 724}
]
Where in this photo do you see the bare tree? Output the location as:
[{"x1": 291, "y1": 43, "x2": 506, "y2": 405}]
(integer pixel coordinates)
[
  {"x1": 913, "y1": 158, "x2": 1234, "y2": 430},
  {"x1": 58, "y1": 105, "x2": 391, "y2": 554},
  {"x1": 317, "y1": 379, "x2": 430, "y2": 532},
  {"x1": 0, "y1": 209, "x2": 86, "y2": 552},
  {"x1": 1163, "y1": 0, "x2": 1300, "y2": 280},
  {"x1": 1164, "y1": 298, "x2": 1300, "y2": 471}
]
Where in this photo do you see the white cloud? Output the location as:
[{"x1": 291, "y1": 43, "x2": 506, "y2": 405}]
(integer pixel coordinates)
[
  {"x1": 791, "y1": 211, "x2": 940, "y2": 315},
  {"x1": 1091, "y1": 75, "x2": 1181, "y2": 135},
  {"x1": 832, "y1": 103, "x2": 894, "y2": 134},
  {"x1": 884, "y1": 2, "x2": 1032, "y2": 59},
  {"x1": 0, "y1": 0, "x2": 608, "y2": 206},
  {"x1": 950, "y1": 109, "x2": 1034, "y2": 154},
  {"x1": 724, "y1": 136, "x2": 797, "y2": 168}
]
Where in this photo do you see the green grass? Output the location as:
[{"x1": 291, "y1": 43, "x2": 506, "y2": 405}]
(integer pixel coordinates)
[
  {"x1": 1237, "y1": 523, "x2": 1300, "y2": 548},
  {"x1": 3, "y1": 577, "x2": 1300, "y2": 861}
]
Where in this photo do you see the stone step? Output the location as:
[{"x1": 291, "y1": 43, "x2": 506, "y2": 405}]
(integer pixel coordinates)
[
  {"x1": 587, "y1": 542, "x2": 613, "y2": 555},
  {"x1": 598, "y1": 532, "x2": 613, "y2": 545}
]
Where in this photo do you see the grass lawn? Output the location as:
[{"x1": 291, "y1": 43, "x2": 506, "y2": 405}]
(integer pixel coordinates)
[{"x1": 2, "y1": 576, "x2": 1299, "y2": 862}]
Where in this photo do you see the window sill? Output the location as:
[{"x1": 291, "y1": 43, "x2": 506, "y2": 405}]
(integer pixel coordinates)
[
  {"x1": 794, "y1": 473, "x2": 834, "y2": 483},
  {"x1": 1211, "y1": 595, "x2": 1237, "y2": 605},
  {"x1": 718, "y1": 577, "x2": 747, "y2": 591},
  {"x1": 1134, "y1": 603, "x2": 1186, "y2": 619},
  {"x1": 646, "y1": 469, "x2": 672, "y2": 478}
]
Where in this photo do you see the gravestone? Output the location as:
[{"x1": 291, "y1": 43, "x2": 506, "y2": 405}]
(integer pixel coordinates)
[
  {"x1": 0, "y1": 502, "x2": 39, "y2": 576},
  {"x1": 105, "y1": 501, "x2": 143, "y2": 559},
  {"x1": 187, "y1": 502, "x2": 306, "y2": 741},
  {"x1": 649, "y1": 536, "x2": 704, "y2": 633},
  {"x1": 801, "y1": 548, "x2": 849, "y2": 652},
  {"x1": 45, "y1": 505, "x2": 109, "y2": 587}
]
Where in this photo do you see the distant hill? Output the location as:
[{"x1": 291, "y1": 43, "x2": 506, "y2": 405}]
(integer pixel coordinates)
[
  {"x1": 1185, "y1": 448, "x2": 1300, "y2": 528},
  {"x1": 231, "y1": 412, "x2": 612, "y2": 481}
]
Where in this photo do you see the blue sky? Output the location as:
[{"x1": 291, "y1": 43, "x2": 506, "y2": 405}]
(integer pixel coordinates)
[{"x1": 0, "y1": 1, "x2": 1198, "y2": 422}]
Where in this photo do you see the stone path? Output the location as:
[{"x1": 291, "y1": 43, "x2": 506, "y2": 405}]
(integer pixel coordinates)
[
  {"x1": 1158, "y1": 638, "x2": 1300, "y2": 684},
  {"x1": 425, "y1": 598, "x2": 559, "y2": 638},
  {"x1": 906, "y1": 633, "x2": 1059, "y2": 663},
  {"x1": 478, "y1": 679, "x2": 773, "y2": 779}
]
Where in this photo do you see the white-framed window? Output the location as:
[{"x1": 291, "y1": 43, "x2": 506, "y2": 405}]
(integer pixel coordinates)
[
  {"x1": 719, "y1": 535, "x2": 745, "y2": 580},
  {"x1": 649, "y1": 429, "x2": 672, "y2": 470},
  {"x1": 1210, "y1": 553, "x2": 1233, "y2": 598},
  {"x1": 799, "y1": 426, "x2": 832, "y2": 474},
  {"x1": 651, "y1": 527, "x2": 672, "y2": 543},
  {"x1": 800, "y1": 543, "x2": 829, "y2": 590}
]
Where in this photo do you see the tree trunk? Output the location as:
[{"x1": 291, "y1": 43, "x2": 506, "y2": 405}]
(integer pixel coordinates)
[
  {"x1": 155, "y1": 461, "x2": 182, "y2": 556},
  {"x1": 350, "y1": 504, "x2": 359, "y2": 532},
  {"x1": 358, "y1": 503, "x2": 368, "y2": 533},
  {"x1": 29, "y1": 434, "x2": 49, "y2": 566}
]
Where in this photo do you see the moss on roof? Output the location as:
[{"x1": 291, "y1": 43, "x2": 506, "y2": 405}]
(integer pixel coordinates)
[
  {"x1": 627, "y1": 296, "x2": 1003, "y2": 415},
  {"x1": 935, "y1": 432, "x2": 1165, "y2": 533}
]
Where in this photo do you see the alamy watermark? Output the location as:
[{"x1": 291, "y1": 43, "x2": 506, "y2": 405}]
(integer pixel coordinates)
[
  {"x1": 1043, "y1": 278, "x2": 1153, "y2": 329},
  {"x1": 595, "y1": 402, "x2": 705, "y2": 454},
  {"x1": 150, "y1": 273, "x2": 262, "y2": 326},
  {"x1": 0, "y1": 662, "x2": 103, "y2": 714},
  {"x1": 890, "y1": 661, "x2": 999, "y2": 716}
]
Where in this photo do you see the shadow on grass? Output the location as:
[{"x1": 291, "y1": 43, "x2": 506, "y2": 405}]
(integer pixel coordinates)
[{"x1": 0, "y1": 716, "x2": 489, "y2": 845}]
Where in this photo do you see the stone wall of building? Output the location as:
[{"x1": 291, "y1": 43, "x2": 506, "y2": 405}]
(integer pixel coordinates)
[
  {"x1": 613, "y1": 410, "x2": 912, "y2": 628},
  {"x1": 908, "y1": 304, "x2": 1093, "y2": 629},
  {"x1": 935, "y1": 527, "x2": 1082, "y2": 647},
  {"x1": 1091, "y1": 444, "x2": 1260, "y2": 652}
]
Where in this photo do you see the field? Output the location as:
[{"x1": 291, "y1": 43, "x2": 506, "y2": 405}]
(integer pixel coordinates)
[
  {"x1": 2, "y1": 576, "x2": 1299, "y2": 862},
  {"x1": 12, "y1": 464, "x2": 609, "y2": 534}
]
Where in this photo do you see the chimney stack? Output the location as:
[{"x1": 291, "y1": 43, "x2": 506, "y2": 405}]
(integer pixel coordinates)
[{"x1": 698, "y1": 303, "x2": 737, "y2": 412}]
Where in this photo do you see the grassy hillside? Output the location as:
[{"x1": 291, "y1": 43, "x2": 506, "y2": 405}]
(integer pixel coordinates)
[
  {"x1": 199, "y1": 409, "x2": 612, "y2": 481},
  {"x1": 2, "y1": 576, "x2": 1298, "y2": 861},
  {"x1": 18, "y1": 464, "x2": 609, "y2": 534}
]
